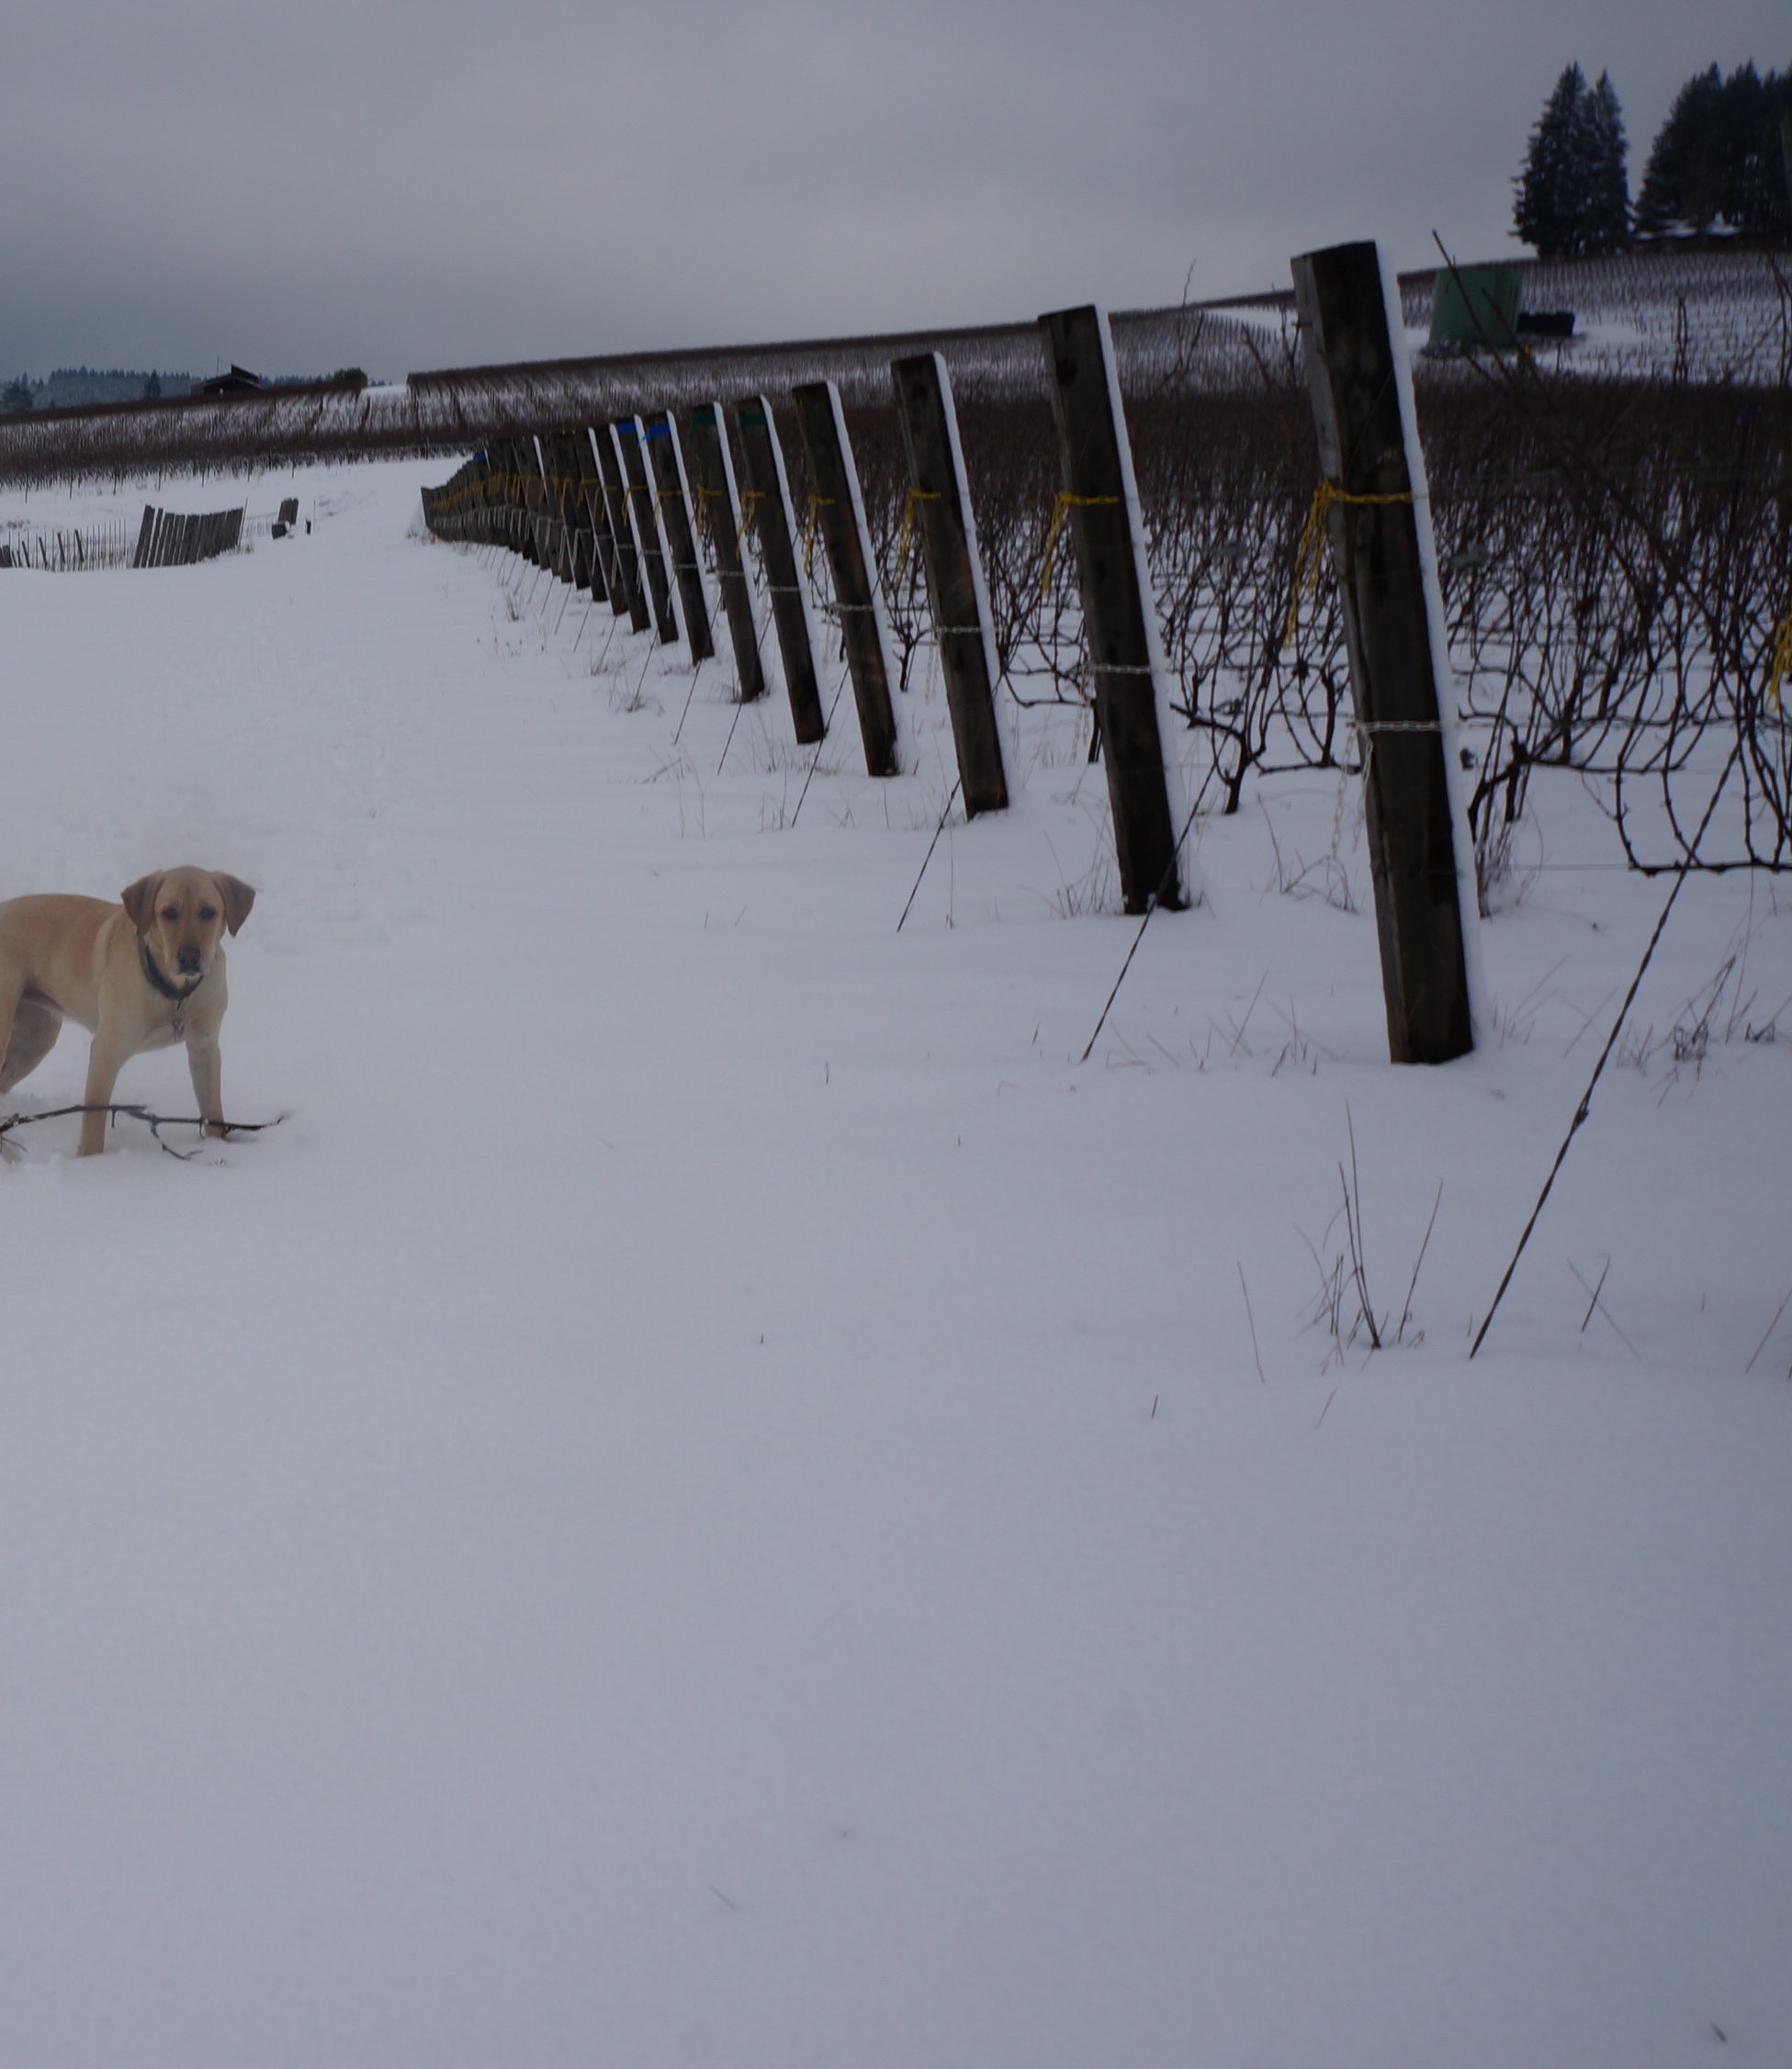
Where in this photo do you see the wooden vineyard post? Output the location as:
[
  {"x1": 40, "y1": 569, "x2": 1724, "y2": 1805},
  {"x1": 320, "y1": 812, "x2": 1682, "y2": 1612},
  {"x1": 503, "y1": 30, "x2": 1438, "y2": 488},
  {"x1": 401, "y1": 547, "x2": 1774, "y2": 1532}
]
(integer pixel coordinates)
[
  {"x1": 731, "y1": 394, "x2": 826, "y2": 743},
  {"x1": 1038, "y1": 304, "x2": 1184, "y2": 911},
  {"x1": 485, "y1": 445, "x2": 512, "y2": 555},
  {"x1": 466, "y1": 453, "x2": 491, "y2": 549},
  {"x1": 491, "y1": 441, "x2": 526, "y2": 561},
  {"x1": 531, "y1": 436, "x2": 565, "y2": 575},
  {"x1": 793, "y1": 380, "x2": 899, "y2": 778},
  {"x1": 553, "y1": 433, "x2": 583, "y2": 583},
  {"x1": 525, "y1": 437, "x2": 561, "y2": 576},
  {"x1": 685, "y1": 403, "x2": 766, "y2": 703},
  {"x1": 542, "y1": 433, "x2": 586, "y2": 588},
  {"x1": 595, "y1": 424, "x2": 650, "y2": 632},
  {"x1": 642, "y1": 410, "x2": 715, "y2": 664},
  {"x1": 889, "y1": 352, "x2": 1009, "y2": 814},
  {"x1": 1290, "y1": 239, "x2": 1475, "y2": 1065},
  {"x1": 505, "y1": 440, "x2": 539, "y2": 565},
  {"x1": 484, "y1": 450, "x2": 504, "y2": 552},
  {"x1": 515, "y1": 438, "x2": 544, "y2": 564},
  {"x1": 572, "y1": 430, "x2": 618, "y2": 606},
  {"x1": 560, "y1": 432, "x2": 597, "y2": 591},
  {"x1": 614, "y1": 417, "x2": 679, "y2": 644}
]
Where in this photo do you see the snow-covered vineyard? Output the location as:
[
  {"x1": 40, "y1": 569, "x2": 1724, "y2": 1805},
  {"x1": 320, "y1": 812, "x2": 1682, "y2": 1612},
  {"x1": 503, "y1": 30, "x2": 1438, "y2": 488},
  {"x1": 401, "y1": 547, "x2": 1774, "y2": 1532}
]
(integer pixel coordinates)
[
  {"x1": 0, "y1": 248, "x2": 1788, "y2": 2064},
  {"x1": 0, "y1": 246, "x2": 1786, "y2": 484}
]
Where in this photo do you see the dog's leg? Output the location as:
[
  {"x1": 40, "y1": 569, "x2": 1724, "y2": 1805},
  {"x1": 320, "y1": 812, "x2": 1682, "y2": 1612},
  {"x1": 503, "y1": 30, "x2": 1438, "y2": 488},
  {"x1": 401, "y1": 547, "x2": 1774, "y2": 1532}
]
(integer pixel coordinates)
[
  {"x1": 186, "y1": 1032, "x2": 228, "y2": 1138},
  {"x1": 0, "y1": 993, "x2": 18, "y2": 1095},
  {"x1": 0, "y1": 995, "x2": 63, "y2": 1094},
  {"x1": 79, "y1": 1034, "x2": 131, "y2": 1156}
]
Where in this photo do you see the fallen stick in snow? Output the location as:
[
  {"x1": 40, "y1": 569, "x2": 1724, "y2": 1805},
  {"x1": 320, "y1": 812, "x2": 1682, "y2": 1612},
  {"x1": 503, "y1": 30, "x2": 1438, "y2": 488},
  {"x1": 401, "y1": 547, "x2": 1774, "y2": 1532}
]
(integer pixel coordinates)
[{"x1": 0, "y1": 1104, "x2": 289, "y2": 1162}]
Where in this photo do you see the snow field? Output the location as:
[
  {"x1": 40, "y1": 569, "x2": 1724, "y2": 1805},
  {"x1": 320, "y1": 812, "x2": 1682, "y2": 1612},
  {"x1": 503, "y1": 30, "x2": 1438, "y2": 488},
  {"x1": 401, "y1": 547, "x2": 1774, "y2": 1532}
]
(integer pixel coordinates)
[{"x1": 1, "y1": 457, "x2": 1788, "y2": 2067}]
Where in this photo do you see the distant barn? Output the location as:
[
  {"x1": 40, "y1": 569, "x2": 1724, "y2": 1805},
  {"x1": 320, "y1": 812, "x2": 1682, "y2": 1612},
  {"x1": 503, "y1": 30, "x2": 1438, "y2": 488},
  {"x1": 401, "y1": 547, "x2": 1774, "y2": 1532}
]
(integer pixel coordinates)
[{"x1": 193, "y1": 365, "x2": 265, "y2": 397}]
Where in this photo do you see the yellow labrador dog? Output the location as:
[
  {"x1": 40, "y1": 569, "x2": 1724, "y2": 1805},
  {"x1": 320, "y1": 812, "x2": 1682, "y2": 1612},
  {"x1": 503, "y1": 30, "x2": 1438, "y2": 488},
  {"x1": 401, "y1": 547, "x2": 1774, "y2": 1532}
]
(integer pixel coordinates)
[{"x1": 0, "y1": 868, "x2": 254, "y2": 1156}]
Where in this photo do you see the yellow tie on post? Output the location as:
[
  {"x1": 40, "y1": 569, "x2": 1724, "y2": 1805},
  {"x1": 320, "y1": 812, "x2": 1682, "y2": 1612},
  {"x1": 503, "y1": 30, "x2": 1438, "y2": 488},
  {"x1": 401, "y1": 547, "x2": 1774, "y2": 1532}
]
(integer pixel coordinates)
[
  {"x1": 893, "y1": 488, "x2": 940, "y2": 584},
  {"x1": 1280, "y1": 479, "x2": 1416, "y2": 652},
  {"x1": 1037, "y1": 492, "x2": 1119, "y2": 598},
  {"x1": 801, "y1": 495, "x2": 833, "y2": 577},
  {"x1": 1766, "y1": 609, "x2": 1792, "y2": 714}
]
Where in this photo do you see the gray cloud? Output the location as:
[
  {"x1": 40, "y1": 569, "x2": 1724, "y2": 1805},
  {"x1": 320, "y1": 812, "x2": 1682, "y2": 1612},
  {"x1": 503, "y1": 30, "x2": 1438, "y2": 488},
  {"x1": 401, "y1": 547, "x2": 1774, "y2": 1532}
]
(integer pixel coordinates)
[{"x1": 3, "y1": 0, "x2": 1785, "y2": 380}]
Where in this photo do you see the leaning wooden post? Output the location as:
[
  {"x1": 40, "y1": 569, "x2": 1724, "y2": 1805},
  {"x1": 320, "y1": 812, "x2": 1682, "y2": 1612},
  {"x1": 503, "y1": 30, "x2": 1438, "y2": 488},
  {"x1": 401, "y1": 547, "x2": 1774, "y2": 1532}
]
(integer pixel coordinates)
[
  {"x1": 594, "y1": 424, "x2": 650, "y2": 631},
  {"x1": 507, "y1": 440, "x2": 535, "y2": 561},
  {"x1": 889, "y1": 352, "x2": 1013, "y2": 811},
  {"x1": 615, "y1": 417, "x2": 679, "y2": 644},
  {"x1": 890, "y1": 352, "x2": 1009, "y2": 814},
  {"x1": 642, "y1": 410, "x2": 716, "y2": 664},
  {"x1": 684, "y1": 403, "x2": 766, "y2": 703},
  {"x1": 130, "y1": 506, "x2": 156, "y2": 568},
  {"x1": 572, "y1": 427, "x2": 619, "y2": 608},
  {"x1": 1290, "y1": 239, "x2": 1478, "y2": 1064},
  {"x1": 499, "y1": 441, "x2": 534, "y2": 564},
  {"x1": 541, "y1": 433, "x2": 583, "y2": 586},
  {"x1": 793, "y1": 380, "x2": 900, "y2": 777},
  {"x1": 525, "y1": 437, "x2": 560, "y2": 574},
  {"x1": 483, "y1": 445, "x2": 509, "y2": 555},
  {"x1": 552, "y1": 433, "x2": 583, "y2": 582},
  {"x1": 1038, "y1": 305, "x2": 1185, "y2": 910},
  {"x1": 731, "y1": 394, "x2": 827, "y2": 743}
]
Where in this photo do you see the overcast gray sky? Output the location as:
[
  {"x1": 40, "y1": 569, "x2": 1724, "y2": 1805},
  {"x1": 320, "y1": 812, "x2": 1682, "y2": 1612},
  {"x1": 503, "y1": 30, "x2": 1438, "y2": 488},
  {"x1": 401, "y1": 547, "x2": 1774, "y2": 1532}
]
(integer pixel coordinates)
[{"x1": 3, "y1": 0, "x2": 1784, "y2": 382}]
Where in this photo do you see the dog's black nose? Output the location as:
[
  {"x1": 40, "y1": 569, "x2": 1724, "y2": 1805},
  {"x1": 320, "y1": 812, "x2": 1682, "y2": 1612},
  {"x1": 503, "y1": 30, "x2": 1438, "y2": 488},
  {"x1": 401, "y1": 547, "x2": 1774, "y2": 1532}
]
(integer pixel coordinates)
[{"x1": 177, "y1": 947, "x2": 202, "y2": 973}]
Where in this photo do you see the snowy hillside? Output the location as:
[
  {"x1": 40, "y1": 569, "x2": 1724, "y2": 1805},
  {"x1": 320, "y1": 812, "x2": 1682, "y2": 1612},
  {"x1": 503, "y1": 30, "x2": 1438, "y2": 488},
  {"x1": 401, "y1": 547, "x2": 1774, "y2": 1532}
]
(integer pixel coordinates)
[{"x1": 1, "y1": 457, "x2": 1788, "y2": 2067}]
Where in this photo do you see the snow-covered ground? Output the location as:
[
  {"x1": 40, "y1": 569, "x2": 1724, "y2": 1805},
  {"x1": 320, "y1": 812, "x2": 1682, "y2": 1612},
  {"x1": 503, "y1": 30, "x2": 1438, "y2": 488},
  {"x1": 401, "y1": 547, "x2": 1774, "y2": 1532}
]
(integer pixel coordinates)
[{"x1": 2, "y1": 458, "x2": 1788, "y2": 2068}]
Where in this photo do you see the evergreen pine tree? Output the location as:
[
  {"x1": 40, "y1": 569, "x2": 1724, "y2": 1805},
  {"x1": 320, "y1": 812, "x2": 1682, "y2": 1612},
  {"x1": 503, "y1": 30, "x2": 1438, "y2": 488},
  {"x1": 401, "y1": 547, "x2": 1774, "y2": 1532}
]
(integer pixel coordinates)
[
  {"x1": 1583, "y1": 72, "x2": 1632, "y2": 251},
  {"x1": 1515, "y1": 65, "x2": 1585, "y2": 255},
  {"x1": 1514, "y1": 65, "x2": 1631, "y2": 255},
  {"x1": 1637, "y1": 63, "x2": 1791, "y2": 238}
]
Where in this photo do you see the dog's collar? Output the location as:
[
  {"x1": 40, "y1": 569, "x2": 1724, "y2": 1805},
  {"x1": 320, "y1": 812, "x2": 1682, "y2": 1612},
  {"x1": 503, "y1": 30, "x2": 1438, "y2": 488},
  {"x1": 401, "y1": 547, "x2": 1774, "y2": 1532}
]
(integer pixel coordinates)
[{"x1": 137, "y1": 934, "x2": 203, "y2": 1007}]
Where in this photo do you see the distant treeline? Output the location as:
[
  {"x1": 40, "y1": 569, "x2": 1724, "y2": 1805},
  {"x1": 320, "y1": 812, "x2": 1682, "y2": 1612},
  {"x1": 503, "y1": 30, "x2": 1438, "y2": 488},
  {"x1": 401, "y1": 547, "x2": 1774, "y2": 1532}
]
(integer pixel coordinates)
[
  {"x1": 1, "y1": 368, "x2": 192, "y2": 412},
  {"x1": 1, "y1": 367, "x2": 366, "y2": 414}
]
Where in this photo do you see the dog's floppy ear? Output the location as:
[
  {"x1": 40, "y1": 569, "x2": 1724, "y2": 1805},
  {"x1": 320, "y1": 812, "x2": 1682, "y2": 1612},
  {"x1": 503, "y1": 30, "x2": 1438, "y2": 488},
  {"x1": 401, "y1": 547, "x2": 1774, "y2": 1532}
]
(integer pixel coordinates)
[
  {"x1": 210, "y1": 873, "x2": 256, "y2": 935},
  {"x1": 119, "y1": 874, "x2": 161, "y2": 934}
]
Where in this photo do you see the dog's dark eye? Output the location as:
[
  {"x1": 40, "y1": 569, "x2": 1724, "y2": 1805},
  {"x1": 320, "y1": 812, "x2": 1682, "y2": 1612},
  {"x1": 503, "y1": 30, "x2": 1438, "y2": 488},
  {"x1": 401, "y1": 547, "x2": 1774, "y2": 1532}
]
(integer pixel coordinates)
[
  {"x1": 161, "y1": 905, "x2": 180, "y2": 921},
  {"x1": 198, "y1": 905, "x2": 217, "y2": 921}
]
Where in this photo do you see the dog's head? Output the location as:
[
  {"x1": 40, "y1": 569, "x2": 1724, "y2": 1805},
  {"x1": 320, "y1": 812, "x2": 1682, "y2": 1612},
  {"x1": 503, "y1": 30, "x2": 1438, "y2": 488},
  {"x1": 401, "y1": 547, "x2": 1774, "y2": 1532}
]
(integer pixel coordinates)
[{"x1": 120, "y1": 868, "x2": 255, "y2": 984}]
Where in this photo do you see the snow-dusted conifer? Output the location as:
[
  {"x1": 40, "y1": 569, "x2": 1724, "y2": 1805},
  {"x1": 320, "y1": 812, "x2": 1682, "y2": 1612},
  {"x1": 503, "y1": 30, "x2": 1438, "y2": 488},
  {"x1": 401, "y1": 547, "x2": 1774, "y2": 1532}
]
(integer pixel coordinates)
[
  {"x1": 1640, "y1": 63, "x2": 1791, "y2": 239},
  {"x1": 1513, "y1": 64, "x2": 1631, "y2": 256}
]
